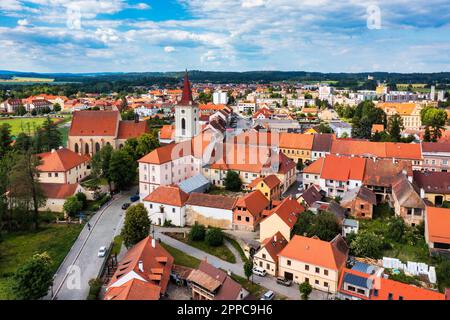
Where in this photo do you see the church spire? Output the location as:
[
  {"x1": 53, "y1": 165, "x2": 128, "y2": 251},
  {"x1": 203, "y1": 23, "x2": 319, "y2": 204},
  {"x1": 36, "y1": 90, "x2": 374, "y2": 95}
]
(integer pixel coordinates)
[{"x1": 180, "y1": 70, "x2": 194, "y2": 105}]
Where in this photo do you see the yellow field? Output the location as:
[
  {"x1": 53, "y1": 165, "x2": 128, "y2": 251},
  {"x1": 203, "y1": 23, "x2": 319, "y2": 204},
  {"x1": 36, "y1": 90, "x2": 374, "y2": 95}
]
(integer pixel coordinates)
[{"x1": 0, "y1": 77, "x2": 54, "y2": 83}]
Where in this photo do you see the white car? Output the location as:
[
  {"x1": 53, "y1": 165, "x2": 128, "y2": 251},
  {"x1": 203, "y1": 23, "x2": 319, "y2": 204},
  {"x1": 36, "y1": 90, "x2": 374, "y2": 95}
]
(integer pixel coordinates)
[
  {"x1": 252, "y1": 266, "x2": 267, "y2": 277},
  {"x1": 98, "y1": 246, "x2": 107, "y2": 257},
  {"x1": 260, "y1": 290, "x2": 275, "y2": 300}
]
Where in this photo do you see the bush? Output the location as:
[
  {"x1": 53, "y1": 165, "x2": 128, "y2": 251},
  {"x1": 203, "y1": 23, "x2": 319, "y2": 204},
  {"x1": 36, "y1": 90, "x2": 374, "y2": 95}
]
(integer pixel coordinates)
[
  {"x1": 87, "y1": 278, "x2": 103, "y2": 300},
  {"x1": 189, "y1": 223, "x2": 206, "y2": 242},
  {"x1": 75, "y1": 192, "x2": 88, "y2": 209},
  {"x1": 350, "y1": 231, "x2": 384, "y2": 259},
  {"x1": 387, "y1": 218, "x2": 405, "y2": 243},
  {"x1": 205, "y1": 228, "x2": 224, "y2": 247},
  {"x1": 223, "y1": 170, "x2": 242, "y2": 191}
]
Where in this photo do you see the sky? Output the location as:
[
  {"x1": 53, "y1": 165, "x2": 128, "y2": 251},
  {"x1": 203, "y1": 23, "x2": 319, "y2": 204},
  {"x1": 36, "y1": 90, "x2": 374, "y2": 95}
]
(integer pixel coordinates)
[{"x1": 0, "y1": 0, "x2": 449, "y2": 73}]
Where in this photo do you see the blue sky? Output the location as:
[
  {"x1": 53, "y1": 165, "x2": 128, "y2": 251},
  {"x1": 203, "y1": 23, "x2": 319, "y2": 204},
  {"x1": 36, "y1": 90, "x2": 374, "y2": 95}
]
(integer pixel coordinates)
[{"x1": 0, "y1": 0, "x2": 449, "y2": 73}]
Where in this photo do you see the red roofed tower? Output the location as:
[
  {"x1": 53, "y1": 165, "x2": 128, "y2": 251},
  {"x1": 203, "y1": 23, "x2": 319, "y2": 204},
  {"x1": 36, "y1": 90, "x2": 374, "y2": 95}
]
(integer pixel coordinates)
[{"x1": 175, "y1": 70, "x2": 199, "y2": 142}]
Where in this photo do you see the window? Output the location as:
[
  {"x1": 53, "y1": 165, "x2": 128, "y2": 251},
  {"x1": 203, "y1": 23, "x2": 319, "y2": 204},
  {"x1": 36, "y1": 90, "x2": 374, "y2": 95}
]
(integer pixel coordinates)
[
  {"x1": 315, "y1": 267, "x2": 320, "y2": 273},
  {"x1": 305, "y1": 265, "x2": 309, "y2": 271},
  {"x1": 48, "y1": 173, "x2": 52, "y2": 177},
  {"x1": 237, "y1": 215, "x2": 241, "y2": 221},
  {"x1": 172, "y1": 208, "x2": 175, "y2": 213},
  {"x1": 150, "y1": 204, "x2": 153, "y2": 209},
  {"x1": 357, "y1": 288, "x2": 365, "y2": 294},
  {"x1": 324, "y1": 282, "x2": 329, "y2": 287},
  {"x1": 305, "y1": 277, "x2": 309, "y2": 283},
  {"x1": 360, "y1": 204, "x2": 364, "y2": 209},
  {"x1": 399, "y1": 296, "x2": 404, "y2": 300},
  {"x1": 315, "y1": 280, "x2": 319, "y2": 285},
  {"x1": 245, "y1": 217, "x2": 250, "y2": 222},
  {"x1": 388, "y1": 293, "x2": 393, "y2": 300},
  {"x1": 347, "y1": 285, "x2": 356, "y2": 292},
  {"x1": 262, "y1": 254, "x2": 266, "y2": 259},
  {"x1": 324, "y1": 269, "x2": 328, "y2": 276},
  {"x1": 287, "y1": 260, "x2": 291, "y2": 266},
  {"x1": 373, "y1": 289, "x2": 379, "y2": 297}
]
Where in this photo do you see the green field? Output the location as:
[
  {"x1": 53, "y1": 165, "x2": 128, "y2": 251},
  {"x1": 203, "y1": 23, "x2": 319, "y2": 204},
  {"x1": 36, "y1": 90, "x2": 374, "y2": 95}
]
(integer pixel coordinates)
[
  {"x1": 0, "y1": 116, "x2": 70, "y2": 138},
  {"x1": 0, "y1": 224, "x2": 83, "y2": 299}
]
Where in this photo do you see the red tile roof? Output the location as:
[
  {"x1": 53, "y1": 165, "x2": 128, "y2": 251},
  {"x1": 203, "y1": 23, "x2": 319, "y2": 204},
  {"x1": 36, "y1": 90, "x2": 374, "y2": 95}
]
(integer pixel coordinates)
[
  {"x1": 37, "y1": 148, "x2": 89, "y2": 172},
  {"x1": 104, "y1": 278, "x2": 161, "y2": 300},
  {"x1": 426, "y1": 206, "x2": 450, "y2": 245},
  {"x1": 248, "y1": 174, "x2": 281, "y2": 189},
  {"x1": 117, "y1": 121, "x2": 149, "y2": 140},
  {"x1": 69, "y1": 110, "x2": 119, "y2": 136},
  {"x1": 143, "y1": 186, "x2": 189, "y2": 207},
  {"x1": 331, "y1": 140, "x2": 422, "y2": 160},
  {"x1": 264, "y1": 197, "x2": 304, "y2": 228},
  {"x1": 108, "y1": 236, "x2": 173, "y2": 295},
  {"x1": 159, "y1": 125, "x2": 175, "y2": 140},
  {"x1": 260, "y1": 232, "x2": 288, "y2": 262},
  {"x1": 320, "y1": 155, "x2": 366, "y2": 182},
  {"x1": 303, "y1": 157, "x2": 324, "y2": 174},
  {"x1": 279, "y1": 234, "x2": 348, "y2": 270},
  {"x1": 40, "y1": 183, "x2": 80, "y2": 199},
  {"x1": 235, "y1": 190, "x2": 270, "y2": 217}
]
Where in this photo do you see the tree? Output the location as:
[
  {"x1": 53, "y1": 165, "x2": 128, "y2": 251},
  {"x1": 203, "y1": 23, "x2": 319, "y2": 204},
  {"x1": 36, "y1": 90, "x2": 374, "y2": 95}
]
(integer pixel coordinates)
[
  {"x1": 91, "y1": 144, "x2": 113, "y2": 191},
  {"x1": 14, "y1": 133, "x2": 33, "y2": 153},
  {"x1": 135, "y1": 131, "x2": 160, "y2": 159},
  {"x1": 224, "y1": 170, "x2": 242, "y2": 191},
  {"x1": 205, "y1": 228, "x2": 224, "y2": 247},
  {"x1": 16, "y1": 104, "x2": 27, "y2": 116},
  {"x1": 53, "y1": 103, "x2": 61, "y2": 112},
  {"x1": 421, "y1": 107, "x2": 447, "y2": 142},
  {"x1": 121, "y1": 203, "x2": 150, "y2": 248},
  {"x1": 387, "y1": 218, "x2": 405, "y2": 242},
  {"x1": 244, "y1": 259, "x2": 253, "y2": 281},
  {"x1": 317, "y1": 123, "x2": 333, "y2": 134},
  {"x1": 308, "y1": 212, "x2": 341, "y2": 241},
  {"x1": 12, "y1": 252, "x2": 53, "y2": 300},
  {"x1": 9, "y1": 152, "x2": 46, "y2": 230},
  {"x1": 436, "y1": 260, "x2": 450, "y2": 292},
  {"x1": 296, "y1": 159, "x2": 304, "y2": 171},
  {"x1": 109, "y1": 149, "x2": 137, "y2": 190},
  {"x1": 292, "y1": 210, "x2": 315, "y2": 237},
  {"x1": 75, "y1": 192, "x2": 88, "y2": 209},
  {"x1": 63, "y1": 196, "x2": 83, "y2": 217},
  {"x1": 387, "y1": 114, "x2": 404, "y2": 142},
  {"x1": 299, "y1": 281, "x2": 312, "y2": 300},
  {"x1": 349, "y1": 231, "x2": 384, "y2": 259},
  {"x1": 37, "y1": 117, "x2": 62, "y2": 152},
  {"x1": 0, "y1": 123, "x2": 12, "y2": 158},
  {"x1": 189, "y1": 222, "x2": 206, "y2": 241},
  {"x1": 351, "y1": 101, "x2": 386, "y2": 139}
]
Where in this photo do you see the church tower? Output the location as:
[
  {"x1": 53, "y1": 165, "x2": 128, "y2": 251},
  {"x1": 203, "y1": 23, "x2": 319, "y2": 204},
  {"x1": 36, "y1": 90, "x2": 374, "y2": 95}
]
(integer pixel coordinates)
[{"x1": 175, "y1": 71, "x2": 200, "y2": 142}]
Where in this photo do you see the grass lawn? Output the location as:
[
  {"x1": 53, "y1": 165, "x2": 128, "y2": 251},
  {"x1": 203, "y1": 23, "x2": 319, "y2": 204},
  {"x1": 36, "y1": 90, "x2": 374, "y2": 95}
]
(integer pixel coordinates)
[
  {"x1": 225, "y1": 236, "x2": 248, "y2": 262},
  {"x1": 230, "y1": 273, "x2": 266, "y2": 298},
  {"x1": 160, "y1": 242, "x2": 200, "y2": 269},
  {"x1": 0, "y1": 223, "x2": 83, "y2": 299},
  {"x1": 111, "y1": 235, "x2": 123, "y2": 256},
  {"x1": 58, "y1": 126, "x2": 69, "y2": 147},
  {"x1": 165, "y1": 232, "x2": 236, "y2": 264},
  {"x1": 207, "y1": 186, "x2": 244, "y2": 197},
  {"x1": 1, "y1": 117, "x2": 48, "y2": 136}
]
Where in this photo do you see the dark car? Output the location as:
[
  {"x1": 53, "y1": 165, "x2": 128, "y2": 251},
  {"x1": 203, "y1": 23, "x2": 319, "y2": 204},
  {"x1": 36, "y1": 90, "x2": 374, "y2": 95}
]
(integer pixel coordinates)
[
  {"x1": 130, "y1": 195, "x2": 140, "y2": 202},
  {"x1": 121, "y1": 203, "x2": 131, "y2": 210},
  {"x1": 276, "y1": 277, "x2": 292, "y2": 287}
]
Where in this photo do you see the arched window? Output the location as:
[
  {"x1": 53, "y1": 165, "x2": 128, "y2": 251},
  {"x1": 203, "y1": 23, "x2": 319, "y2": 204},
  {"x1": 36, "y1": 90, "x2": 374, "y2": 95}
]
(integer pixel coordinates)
[
  {"x1": 85, "y1": 143, "x2": 89, "y2": 155},
  {"x1": 95, "y1": 142, "x2": 100, "y2": 153},
  {"x1": 74, "y1": 143, "x2": 79, "y2": 153},
  {"x1": 181, "y1": 118, "x2": 186, "y2": 135}
]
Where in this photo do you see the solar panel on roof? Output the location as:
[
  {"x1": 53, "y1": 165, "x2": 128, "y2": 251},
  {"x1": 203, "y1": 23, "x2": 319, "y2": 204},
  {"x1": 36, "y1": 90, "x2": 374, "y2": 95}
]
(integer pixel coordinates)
[{"x1": 343, "y1": 273, "x2": 371, "y2": 289}]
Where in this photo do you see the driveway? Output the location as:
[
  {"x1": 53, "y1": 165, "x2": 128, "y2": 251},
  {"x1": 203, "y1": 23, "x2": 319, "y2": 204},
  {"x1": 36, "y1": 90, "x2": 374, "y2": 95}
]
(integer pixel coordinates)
[
  {"x1": 155, "y1": 227, "x2": 328, "y2": 300},
  {"x1": 49, "y1": 189, "x2": 135, "y2": 300}
]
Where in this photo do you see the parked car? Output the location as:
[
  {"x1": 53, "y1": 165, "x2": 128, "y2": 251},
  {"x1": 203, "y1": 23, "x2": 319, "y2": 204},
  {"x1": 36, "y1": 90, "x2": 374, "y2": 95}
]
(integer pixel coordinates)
[
  {"x1": 122, "y1": 203, "x2": 131, "y2": 210},
  {"x1": 98, "y1": 246, "x2": 107, "y2": 257},
  {"x1": 260, "y1": 290, "x2": 274, "y2": 301},
  {"x1": 276, "y1": 277, "x2": 292, "y2": 287},
  {"x1": 252, "y1": 266, "x2": 267, "y2": 277},
  {"x1": 130, "y1": 195, "x2": 140, "y2": 202}
]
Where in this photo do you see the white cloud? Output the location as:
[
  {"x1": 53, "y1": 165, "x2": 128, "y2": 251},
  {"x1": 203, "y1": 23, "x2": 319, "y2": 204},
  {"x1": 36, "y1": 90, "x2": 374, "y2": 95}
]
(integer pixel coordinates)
[
  {"x1": 17, "y1": 19, "x2": 29, "y2": 26},
  {"x1": 241, "y1": 0, "x2": 265, "y2": 8},
  {"x1": 164, "y1": 46, "x2": 176, "y2": 53}
]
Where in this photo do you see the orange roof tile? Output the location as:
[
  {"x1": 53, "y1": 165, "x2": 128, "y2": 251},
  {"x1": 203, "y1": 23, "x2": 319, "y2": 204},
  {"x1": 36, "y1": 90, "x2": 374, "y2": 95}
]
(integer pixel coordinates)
[
  {"x1": 40, "y1": 183, "x2": 80, "y2": 199},
  {"x1": 377, "y1": 102, "x2": 418, "y2": 116},
  {"x1": 264, "y1": 197, "x2": 304, "y2": 228},
  {"x1": 303, "y1": 158, "x2": 324, "y2": 174},
  {"x1": 373, "y1": 277, "x2": 445, "y2": 300},
  {"x1": 426, "y1": 206, "x2": 450, "y2": 244},
  {"x1": 159, "y1": 125, "x2": 175, "y2": 140},
  {"x1": 279, "y1": 235, "x2": 348, "y2": 270},
  {"x1": 248, "y1": 174, "x2": 281, "y2": 190},
  {"x1": 260, "y1": 232, "x2": 288, "y2": 262},
  {"x1": 117, "y1": 121, "x2": 149, "y2": 140},
  {"x1": 143, "y1": 186, "x2": 189, "y2": 207},
  {"x1": 69, "y1": 110, "x2": 119, "y2": 136},
  {"x1": 104, "y1": 278, "x2": 161, "y2": 300},
  {"x1": 321, "y1": 155, "x2": 366, "y2": 181},
  {"x1": 37, "y1": 148, "x2": 88, "y2": 172},
  {"x1": 235, "y1": 190, "x2": 270, "y2": 217},
  {"x1": 279, "y1": 133, "x2": 314, "y2": 150}
]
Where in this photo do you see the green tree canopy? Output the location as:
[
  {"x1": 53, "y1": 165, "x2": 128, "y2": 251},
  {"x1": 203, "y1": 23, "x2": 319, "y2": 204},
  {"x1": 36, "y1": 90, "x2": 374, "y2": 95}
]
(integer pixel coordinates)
[
  {"x1": 299, "y1": 281, "x2": 312, "y2": 300},
  {"x1": 0, "y1": 123, "x2": 13, "y2": 158},
  {"x1": 224, "y1": 170, "x2": 242, "y2": 191},
  {"x1": 109, "y1": 149, "x2": 137, "y2": 190},
  {"x1": 12, "y1": 252, "x2": 53, "y2": 300},
  {"x1": 292, "y1": 211, "x2": 340, "y2": 242},
  {"x1": 244, "y1": 259, "x2": 253, "y2": 281},
  {"x1": 63, "y1": 196, "x2": 83, "y2": 217},
  {"x1": 205, "y1": 228, "x2": 224, "y2": 247},
  {"x1": 349, "y1": 231, "x2": 384, "y2": 259},
  {"x1": 121, "y1": 203, "x2": 150, "y2": 248},
  {"x1": 189, "y1": 222, "x2": 206, "y2": 242}
]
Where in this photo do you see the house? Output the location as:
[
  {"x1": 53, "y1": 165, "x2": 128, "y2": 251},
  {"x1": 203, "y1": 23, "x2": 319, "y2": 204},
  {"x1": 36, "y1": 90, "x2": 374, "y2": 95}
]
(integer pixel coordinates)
[
  {"x1": 425, "y1": 206, "x2": 450, "y2": 254},
  {"x1": 252, "y1": 107, "x2": 273, "y2": 120},
  {"x1": 377, "y1": 102, "x2": 423, "y2": 131},
  {"x1": 104, "y1": 236, "x2": 174, "y2": 300},
  {"x1": 297, "y1": 184, "x2": 323, "y2": 208},
  {"x1": 277, "y1": 234, "x2": 349, "y2": 293},
  {"x1": 186, "y1": 260, "x2": 247, "y2": 300},
  {"x1": 279, "y1": 133, "x2": 314, "y2": 164},
  {"x1": 142, "y1": 185, "x2": 190, "y2": 226},
  {"x1": 363, "y1": 159, "x2": 413, "y2": 203},
  {"x1": 391, "y1": 175, "x2": 426, "y2": 226},
  {"x1": 68, "y1": 110, "x2": 149, "y2": 156},
  {"x1": 39, "y1": 183, "x2": 84, "y2": 212},
  {"x1": 330, "y1": 140, "x2": 422, "y2": 169},
  {"x1": 259, "y1": 197, "x2": 304, "y2": 242},
  {"x1": 311, "y1": 133, "x2": 335, "y2": 161},
  {"x1": 413, "y1": 171, "x2": 450, "y2": 206},
  {"x1": 421, "y1": 142, "x2": 450, "y2": 172},
  {"x1": 338, "y1": 265, "x2": 445, "y2": 300},
  {"x1": 253, "y1": 232, "x2": 288, "y2": 276},
  {"x1": 185, "y1": 193, "x2": 237, "y2": 229},
  {"x1": 342, "y1": 219, "x2": 359, "y2": 237},
  {"x1": 247, "y1": 174, "x2": 281, "y2": 202},
  {"x1": 233, "y1": 190, "x2": 270, "y2": 231},
  {"x1": 0, "y1": 98, "x2": 22, "y2": 113},
  {"x1": 37, "y1": 147, "x2": 90, "y2": 184},
  {"x1": 158, "y1": 125, "x2": 175, "y2": 144},
  {"x1": 340, "y1": 186, "x2": 377, "y2": 220},
  {"x1": 303, "y1": 155, "x2": 366, "y2": 198},
  {"x1": 329, "y1": 121, "x2": 352, "y2": 138}
]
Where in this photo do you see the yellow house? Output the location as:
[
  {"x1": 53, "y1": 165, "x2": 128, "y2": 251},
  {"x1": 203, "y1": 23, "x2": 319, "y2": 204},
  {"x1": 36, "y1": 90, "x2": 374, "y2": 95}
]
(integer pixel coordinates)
[
  {"x1": 259, "y1": 197, "x2": 304, "y2": 242},
  {"x1": 247, "y1": 174, "x2": 282, "y2": 201},
  {"x1": 414, "y1": 171, "x2": 450, "y2": 206},
  {"x1": 278, "y1": 235, "x2": 349, "y2": 293},
  {"x1": 279, "y1": 133, "x2": 314, "y2": 164}
]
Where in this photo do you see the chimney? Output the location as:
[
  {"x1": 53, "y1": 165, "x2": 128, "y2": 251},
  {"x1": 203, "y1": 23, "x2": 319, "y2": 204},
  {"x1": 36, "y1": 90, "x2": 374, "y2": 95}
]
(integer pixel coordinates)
[
  {"x1": 274, "y1": 235, "x2": 277, "y2": 242},
  {"x1": 420, "y1": 188, "x2": 425, "y2": 198},
  {"x1": 138, "y1": 260, "x2": 144, "y2": 272},
  {"x1": 151, "y1": 238, "x2": 156, "y2": 248},
  {"x1": 51, "y1": 148, "x2": 56, "y2": 153},
  {"x1": 59, "y1": 146, "x2": 63, "y2": 149}
]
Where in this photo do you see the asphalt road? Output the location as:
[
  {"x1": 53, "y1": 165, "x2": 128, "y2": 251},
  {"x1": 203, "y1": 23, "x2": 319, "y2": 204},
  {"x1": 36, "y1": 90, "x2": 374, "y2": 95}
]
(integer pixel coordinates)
[{"x1": 49, "y1": 190, "x2": 133, "y2": 300}]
